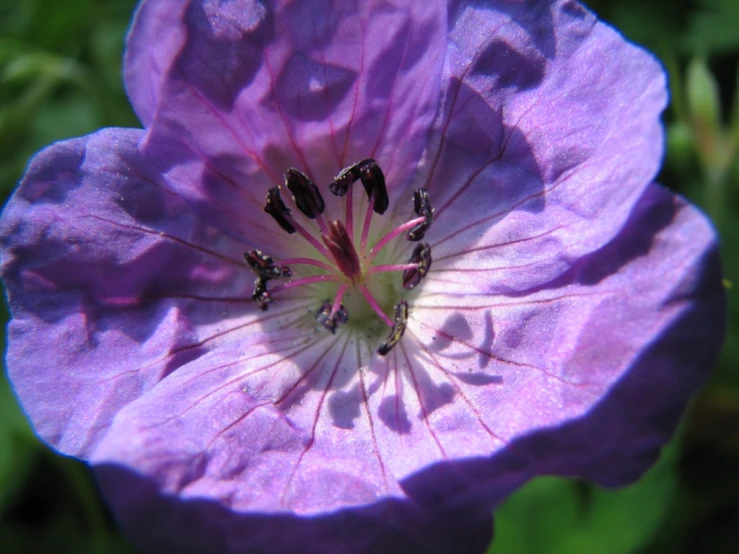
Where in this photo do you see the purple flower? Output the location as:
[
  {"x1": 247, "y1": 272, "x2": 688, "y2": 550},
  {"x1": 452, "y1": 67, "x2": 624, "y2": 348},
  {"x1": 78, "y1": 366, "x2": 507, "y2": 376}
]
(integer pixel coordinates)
[{"x1": 0, "y1": 0, "x2": 725, "y2": 552}]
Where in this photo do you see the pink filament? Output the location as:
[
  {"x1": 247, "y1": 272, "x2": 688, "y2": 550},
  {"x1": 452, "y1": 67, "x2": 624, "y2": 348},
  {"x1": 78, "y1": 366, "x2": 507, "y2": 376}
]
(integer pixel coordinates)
[
  {"x1": 279, "y1": 257, "x2": 337, "y2": 273},
  {"x1": 345, "y1": 188, "x2": 354, "y2": 242},
  {"x1": 366, "y1": 215, "x2": 426, "y2": 263},
  {"x1": 367, "y1": 263, "x2": 419, "y2": 274},
  {"x1": 270, "y1": 273, "x2": 339, "y2": 294},
  {"x1": 284, "y1": 213, "x2": 334, "y2": 261},
  {"x1": 359, "y1": 195, "x2": 376, "y2": 256},
  {"x1": 331, "y1": 283, "x2": 349, "y2": 316},
  {"x1": 359, "y1": 285, "x2": 393, "y2": 327}
]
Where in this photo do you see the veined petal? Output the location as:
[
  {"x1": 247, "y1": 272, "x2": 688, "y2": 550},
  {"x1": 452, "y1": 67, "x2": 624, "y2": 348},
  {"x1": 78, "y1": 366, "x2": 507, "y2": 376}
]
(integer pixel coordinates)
[
  {"x1": 92, "y1": 330, "x2": 493, "y2": 553},
  {"x1": 416, "y1": 0, "x2": 667, "y2": 294},
  {"x1": 409, "y1": 184, "x2": 723, "y2": 491},
  {"x1": 131, "y1": 0, "x2": 446, "y2": 239},
  {"x1": 88, "y1": 183, "x2": 722, "y2": 552},
  {"x1": 124, "y1": 0, "x2": 189, "y2": 127},
  {"x1": 0, "y1": 1, "x2": 726, "y2": 553},
  {"x1": 0, "y1": 129, "x2": 258, "y2": 456}
]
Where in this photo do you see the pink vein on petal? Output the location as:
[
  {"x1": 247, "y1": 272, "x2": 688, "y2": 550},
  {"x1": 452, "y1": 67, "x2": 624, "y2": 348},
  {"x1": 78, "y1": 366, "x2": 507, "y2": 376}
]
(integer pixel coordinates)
[
  {"x1": 262, "y1": 53, "x2": 314, "y2": 179},
  {"x1": 357, "y1": 338, "x2": 389, "y2": 493},
  {"x1": 182, "y1": 77, "x2": 281, "y2": 185},
  {"x1": 87, "y1": 215, "x2": 243, "y2": 267},
  {"x1": 340, "y1": 11, "x2": 366, "y2": 167},
  {"x1": 413, "y1": 319, "x2": 593, "y2": 388},
  {"x1": 141, "y1": 331, "x2": 336, "y2": 432},
  {"x1": 281, "y1": 336, "x2": 349, "y2": 503},
  {"x1": 407, "y1": 329, "x2": 508, "y2": 447},
  {"x1": 399, "y1": 342, "x2": 447, "y2": 458}
]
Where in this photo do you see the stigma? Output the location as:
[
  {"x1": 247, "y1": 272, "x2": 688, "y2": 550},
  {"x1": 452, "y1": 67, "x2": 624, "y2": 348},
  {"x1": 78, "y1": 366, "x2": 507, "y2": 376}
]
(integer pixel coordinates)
[{"x1": 247, "y1": 160, "x2": 433, "y2": 355}]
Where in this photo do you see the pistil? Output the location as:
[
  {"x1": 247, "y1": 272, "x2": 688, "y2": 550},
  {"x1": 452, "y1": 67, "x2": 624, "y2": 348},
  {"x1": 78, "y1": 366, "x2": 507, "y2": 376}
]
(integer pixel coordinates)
[{"x1": 322, "y1": 220, "x2": 361, "y2": 280}]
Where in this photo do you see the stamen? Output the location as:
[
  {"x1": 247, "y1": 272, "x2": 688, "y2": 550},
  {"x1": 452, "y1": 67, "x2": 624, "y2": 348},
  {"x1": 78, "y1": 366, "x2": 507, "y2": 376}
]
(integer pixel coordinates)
[
  {"x1": 263, "y1": 186, "x2": 333, "y2": 259},
  {"x1": 251, "y1": 277, "x2": 272, "y2": 311},
  {"x1": 270, "y1": 273, "x2": 339, "y2": 294},
  {"x1": 330, "y1": 283, "x2": 350, "y2": 319},
  {"x1": 366, "y1": 215, "x2": 425, "y2": 262},
  {"x1": 279, "y1": 257, "x2": 336, "y2": 273},
  {"x1": 322, "y1": 220, "x2": 361, "y2": 279},
  {"x1": 264, "y1": 187, "x2": 296, "y2": 234},
  {"x1": 285, "y1": 168, "x2": 325, "y2": 219},
  {"x1": 408, "y1": 189, "x2": 433, "y2": 241},
  {"x1": 316, "y1": 301, "x2": 349, "y2": 334},
  {"x1": 358, "y1": 160, "x2": 389, "y2": 215},
  {"x1": 329, "y1": 159, "x2": 388, "y2": 215},
  {"x1": 402, "y1": 243, "x2": 432, "y2": 289},
  {"x1": 316, "y1": 283, "x2": 351, "y2": 334},
  {"x1": 359, "y1": 285, "x2": 394, "y2": 327},
  {"x1": 377, "y1": 301, "x2": 409, "y2": 356},
  {"x1": 244, "y1": 250, "x2": 292, "y2": 280}
]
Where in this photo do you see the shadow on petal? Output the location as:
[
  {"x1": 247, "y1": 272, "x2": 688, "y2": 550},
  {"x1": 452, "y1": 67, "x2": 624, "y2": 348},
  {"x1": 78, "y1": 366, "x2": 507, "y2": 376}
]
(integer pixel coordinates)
[
  {"x1": 95, "y1": 462, "x2": 494, "y2": 554},
  {"x1": 177, "y1": 0, "x2": 274, "y2": 112},
  {"x1": 378, "y1": 394, "x2": 412, "y2": 435}
]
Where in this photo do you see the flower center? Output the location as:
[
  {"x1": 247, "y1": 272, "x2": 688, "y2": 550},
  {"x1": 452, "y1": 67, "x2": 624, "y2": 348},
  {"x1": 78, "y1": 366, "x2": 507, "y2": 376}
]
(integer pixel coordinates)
[{"x1": 247, "y1": 159, "x2": 433, "y2": 355}]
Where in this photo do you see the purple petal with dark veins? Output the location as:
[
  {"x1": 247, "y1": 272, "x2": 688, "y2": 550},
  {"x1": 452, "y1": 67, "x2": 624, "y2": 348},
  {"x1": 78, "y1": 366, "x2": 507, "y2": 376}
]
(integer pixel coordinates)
[
  {"x1": 416, "y1": 1, "x2": 667, "y2": 295},
  {"x1": 0, "y1": 128, "x2": 293, "y2": 457},
  {"x1": 129, "y1": 0, "x2": 446, "y2": 244},
  {"x1": 0, "y1": 1, "x2": 726, "y2": 553},
  {"x1": 88, "y1": 183, "x2": 722, "y2": 553}
]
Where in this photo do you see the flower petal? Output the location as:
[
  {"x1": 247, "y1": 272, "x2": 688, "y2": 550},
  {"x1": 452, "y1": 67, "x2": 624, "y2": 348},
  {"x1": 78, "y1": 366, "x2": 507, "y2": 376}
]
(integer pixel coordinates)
[
  {"x1": 89, "y1": 183, "x2": 722, "y2": 552},
  {"x1": 124, "y1": 0, "x2": 189, "y2": 127},
  {"x1": 92, "y1": 327, "x2": 493, "y2": 553},
  {"x1": 417, "y1": 1, "x2": 668, "y2": 294},
  {"x1": 128, "y1": 0, "x2": 446, "y2": 238},
  {"x1": 408, "y1": 183, "x2": 723, "y2": 495},
  {"x1": 0, "y1": 128, "x2": 257, "y2": 456}
]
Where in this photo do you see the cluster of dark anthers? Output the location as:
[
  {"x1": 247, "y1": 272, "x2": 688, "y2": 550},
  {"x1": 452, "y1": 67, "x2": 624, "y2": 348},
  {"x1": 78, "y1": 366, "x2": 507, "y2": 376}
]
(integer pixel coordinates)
[{"x1": 245, "y1": 159, "x2": 433, "y2": 355}]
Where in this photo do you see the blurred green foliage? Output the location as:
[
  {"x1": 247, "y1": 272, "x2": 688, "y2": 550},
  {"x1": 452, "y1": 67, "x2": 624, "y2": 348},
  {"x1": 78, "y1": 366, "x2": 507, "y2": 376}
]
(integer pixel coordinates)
[
  {"x1": 494, "y1": 438, "x2": 678, "y2": 554},
  {"x1": 0, "y1": 0, "x2": 138, "y2": 190},
  {"x1": 0, "y1": 0, "x2": 737, "y2": 553}
]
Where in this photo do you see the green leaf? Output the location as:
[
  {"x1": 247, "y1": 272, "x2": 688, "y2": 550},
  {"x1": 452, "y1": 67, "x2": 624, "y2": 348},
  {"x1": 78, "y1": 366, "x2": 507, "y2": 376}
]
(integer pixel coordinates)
[
  {"x1": 686, "y1": 57, "x2": 722, "y2": 135},
  {"x1": 684, "y1": 0, "x2": 739, "y2": 54},
  {"x1": 0, "y1": 371, "x2": 36, "y2": 508},
  {"x1": 491, "y1": 443, "x2": 679, "y2": 554}
]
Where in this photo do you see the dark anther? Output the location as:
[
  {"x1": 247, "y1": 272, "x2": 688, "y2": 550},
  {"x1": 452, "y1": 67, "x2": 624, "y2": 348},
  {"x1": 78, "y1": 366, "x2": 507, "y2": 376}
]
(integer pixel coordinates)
[
  {"x1": 402, "y1": 243, "x2": 432, "y2": 289},
  {"x1": 251, "y1": 277, "x2": 272, "y2": 311},
  {"x1": 377, "y1": 301, "x2": 409, "y2": 356},
  {"x1": 408, "y1": 189, "x2": 433, "y2": 241},
  {"x1": 264, "y1": 186, "x2": 295, "y2": 233},
  {"x1": 358, "y1": 160, "x2": 389, "y2": 215},
  {"x1": 328, "y1": 159, "x2": 389, "y2": 215},
  {"x1": 322, "y1": 220, "x2": 361, "y2": 279},
  {"x1": 244, "y1": 249, "x2": 292, "y2": 280},
  {"x1": 316, "y1": 301, "x2": 349, "y2": 334},
  {"x1": 328, "y1": 164, "x2": 357, "y2": 197},
  {"x1": 285, "y1": 168, "x2": 325, "y2": 219}
]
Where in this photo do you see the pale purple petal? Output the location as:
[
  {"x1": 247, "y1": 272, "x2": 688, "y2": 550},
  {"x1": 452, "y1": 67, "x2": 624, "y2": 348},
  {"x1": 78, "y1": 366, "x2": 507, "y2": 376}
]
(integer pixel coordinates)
[
  {"x1": 131, "y1": 0, "x2": 446, "y2": 241},
  {"x1": 0, "y1": 1, "x2": 726, "y2": 553},
  {"x1": 124, "y1": 0, "x2": 189, "y2": 127},
  {"x1": 416, "y1": 1, "x2": 667, "y2": 294},
  {"x1": 89, "y1": 182, "x2": 722, "y2": 552},
  {"x1": 0, "y1": 128, "x2": 257, "y2": 456}
]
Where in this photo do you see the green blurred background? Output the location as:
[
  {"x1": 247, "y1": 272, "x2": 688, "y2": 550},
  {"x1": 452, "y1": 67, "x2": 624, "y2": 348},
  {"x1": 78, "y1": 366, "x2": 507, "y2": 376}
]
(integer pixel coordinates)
[{"x1": 0, "y1": 0, "x2": 737, "y2": 552}]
